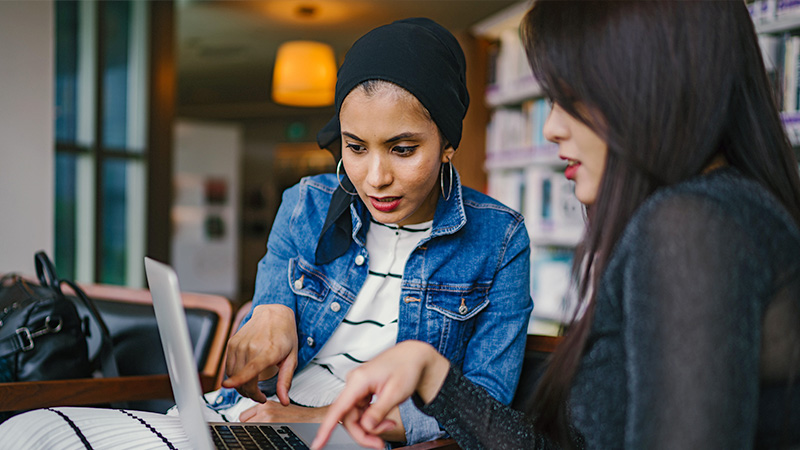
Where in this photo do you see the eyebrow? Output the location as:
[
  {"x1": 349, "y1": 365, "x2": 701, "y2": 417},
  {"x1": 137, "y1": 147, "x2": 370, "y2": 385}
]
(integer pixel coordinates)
[{"x1": 341, "y1": 131, "x2": 422, "y2": 144}]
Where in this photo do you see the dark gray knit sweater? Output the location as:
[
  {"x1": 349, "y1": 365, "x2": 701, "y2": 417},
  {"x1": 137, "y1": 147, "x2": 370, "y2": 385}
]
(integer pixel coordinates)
[{"x1": 420, "y1": 168, "x2": 800, "y2": 449}]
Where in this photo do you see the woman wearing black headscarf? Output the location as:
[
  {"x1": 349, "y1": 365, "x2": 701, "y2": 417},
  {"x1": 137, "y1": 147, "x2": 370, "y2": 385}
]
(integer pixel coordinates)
[{"x1": 220, "y1": 17, "x2": 533, "y2": 445}]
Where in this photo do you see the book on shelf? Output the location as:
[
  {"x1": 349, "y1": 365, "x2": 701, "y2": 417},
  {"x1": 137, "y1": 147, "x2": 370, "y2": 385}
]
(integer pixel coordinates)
[
  {"x1": 783, "y1": 35, "x2": 800, "y2": 111},
  {"x1": 529, "y1": 246, "x2": 577, "y2": 327},
  {"x1": 485, "y1": 98, "x2": 552, "y2": 157},
  {"x1": 749, "y1": 0, "x2": 779, "y2": 23},
  {"x1": 488, "y1": 168, "x2": 525, "y2": 214},
  {"x1": 523, "y1": 166, "x2": 585, "y2": 246},
  {"x1": 486, "y1": 40, "x2": 500, "y2": 87},
  {"x1": 777, "y1": 0, "x2": 800, "y2": 19},
  {"x1": 751, "y1": 0, "x2": 800, "y2": 23},
  {"x1": 495, "y1": 28, "x2": 531, "y2": 91},
  {"x1": 486, "y1": 165, "x2": 585, "y2": 246},
  {"x1": 484, "y1": 23, "x2": 540, "y2": 106}
]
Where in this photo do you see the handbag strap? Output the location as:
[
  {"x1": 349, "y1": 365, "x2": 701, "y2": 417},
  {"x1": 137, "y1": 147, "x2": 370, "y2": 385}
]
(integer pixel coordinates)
[
  {"x1": 35, "y1": 251, "x2": 63, "y2": 296},
  {"x1": 33, "y1": 251, "x2": 120, "y2": 379},
  {"x1": 60, "y1": 279, "x2": 119, "y2": 379}
]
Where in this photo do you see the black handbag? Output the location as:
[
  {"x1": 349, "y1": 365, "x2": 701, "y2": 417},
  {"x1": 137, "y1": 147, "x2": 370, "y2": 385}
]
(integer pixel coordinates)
[{"x1": 0, "y1": 251, "x2": 118, "y2": 384}]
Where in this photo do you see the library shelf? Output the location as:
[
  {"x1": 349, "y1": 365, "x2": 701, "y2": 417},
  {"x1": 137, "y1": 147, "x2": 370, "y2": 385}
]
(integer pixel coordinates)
[
  {"x1": 474, "y1": 0, "x2": 581, "y2": 333},
  {"x1": 485, "y1": 144, "x2": 562, "y2": 171},
  {"x1": 754, "y1": 14, "x2": 800, "y2": 34},
  {"x1": 485, "y1": 76, "x2": 542, "y2": 108}
]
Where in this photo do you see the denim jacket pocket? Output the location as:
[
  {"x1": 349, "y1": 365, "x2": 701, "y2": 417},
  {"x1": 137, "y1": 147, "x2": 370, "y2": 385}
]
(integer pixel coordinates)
[
  {"x1": 423, "y1": 285, "x2": 490, "y2": 361},
  {"x1": 288, "y1": 258, "x2": 330, "y2": 314}
]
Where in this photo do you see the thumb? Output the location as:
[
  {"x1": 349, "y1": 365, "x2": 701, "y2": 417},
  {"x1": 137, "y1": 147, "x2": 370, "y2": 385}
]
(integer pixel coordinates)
[
  {"x1": 360, "y1": 385, "x2": 409, "y2": 432},
  {"x1": 276, "y1": 350, "x2": 297, "y2": 406}
]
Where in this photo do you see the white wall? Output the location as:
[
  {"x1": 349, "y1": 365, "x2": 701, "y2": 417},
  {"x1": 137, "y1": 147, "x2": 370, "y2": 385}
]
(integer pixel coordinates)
[
  {"x1": 172, "y1": 120, "x2": 241, "y2": 299},
  {"x1": 0, "y1": 1, "x2": 54, "y2": 275}
]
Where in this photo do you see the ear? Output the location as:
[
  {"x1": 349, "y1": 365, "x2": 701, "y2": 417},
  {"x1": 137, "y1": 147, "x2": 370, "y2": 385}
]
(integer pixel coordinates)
[{"x1": 441, "y1": 145, "x2": 456, "y2": 163}]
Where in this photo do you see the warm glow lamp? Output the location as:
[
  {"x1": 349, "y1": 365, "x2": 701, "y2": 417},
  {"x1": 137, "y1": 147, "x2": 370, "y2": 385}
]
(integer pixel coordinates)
[{"x1": 272, "y1": 40, "x2": 336, "y2": 107}]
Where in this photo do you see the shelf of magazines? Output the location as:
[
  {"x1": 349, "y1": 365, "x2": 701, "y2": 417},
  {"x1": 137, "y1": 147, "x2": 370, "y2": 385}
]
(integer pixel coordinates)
[
  {"x1": 485, "y1": 75, "x2": 543, "y2": 108},
  {"x1": 781, "y1": 110, "x2": 800, "y2": 146},
  {"x1": 528, "y1": 250, "x2": 579, "y2": 336},
  {"x1": 751, "y1": 0, "x2": 800, "y2": 34},
  {"x1": 485, "y1": 143, "x2": 561, "y2": 170}
]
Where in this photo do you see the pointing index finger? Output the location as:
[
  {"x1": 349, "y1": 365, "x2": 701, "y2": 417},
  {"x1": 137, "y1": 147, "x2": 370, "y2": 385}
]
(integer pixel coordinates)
[{"x1": 312, "y1": 382, "x2": 374, "y2": 449}]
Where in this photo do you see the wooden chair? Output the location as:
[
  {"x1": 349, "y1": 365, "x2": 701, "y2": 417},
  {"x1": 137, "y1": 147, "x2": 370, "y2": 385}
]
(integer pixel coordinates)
[{"x1": 0, "y1": 282, "x2": 233, "y2": 414}]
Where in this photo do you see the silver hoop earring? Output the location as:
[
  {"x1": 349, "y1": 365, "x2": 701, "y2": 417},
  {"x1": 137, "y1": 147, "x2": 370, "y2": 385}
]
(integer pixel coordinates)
[
  {"x1": 440, "y1": 160, "x2": 453, "y2": 201},
  {"x1": 337, "y1": 159, "x2": 358, "y2": 196}
]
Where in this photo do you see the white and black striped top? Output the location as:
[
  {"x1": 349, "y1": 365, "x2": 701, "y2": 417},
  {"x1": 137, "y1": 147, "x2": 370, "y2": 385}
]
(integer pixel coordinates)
[{"x1": 288, "y1": 219, "x2": 432, "y2": 407}]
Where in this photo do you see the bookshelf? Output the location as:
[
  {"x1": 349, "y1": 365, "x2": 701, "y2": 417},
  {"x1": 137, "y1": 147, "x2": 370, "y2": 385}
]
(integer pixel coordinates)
[
  {"x1": 750, "y1": 0, "x2": 800, "y2": 152},
  {"x1": 473, "y1": 1, "x2": 581, "y2": 336}
]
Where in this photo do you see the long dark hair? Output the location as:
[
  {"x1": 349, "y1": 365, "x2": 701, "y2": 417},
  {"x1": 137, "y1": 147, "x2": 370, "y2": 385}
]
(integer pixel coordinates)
[{"x1": 520, "y1": 1, "x2": 800, "y2": 445}]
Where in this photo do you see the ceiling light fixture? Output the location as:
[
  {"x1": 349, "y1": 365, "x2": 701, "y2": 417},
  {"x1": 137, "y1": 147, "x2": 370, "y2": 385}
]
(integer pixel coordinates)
[{"x1": 271, "y1": 40, "x2": 336, "y2": 107}]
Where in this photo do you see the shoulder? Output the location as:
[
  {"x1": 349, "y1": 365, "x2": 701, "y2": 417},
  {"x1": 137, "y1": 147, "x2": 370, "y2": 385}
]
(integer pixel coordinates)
[
  {"x1": 276, "y1": 174, "x2": 339, "y2": 228},
  {"x1": 620, "y1": 169, "x2": 800, "y2": 264},
  {"x1": 280, "y1": 174, "x2": 337, "y2": 207},
  {"x1": 634, "y1": 169, "x2": 791, "y2": 231},
  {"x1": 293, "y1": 173, "x2": 338, "y2": 195},
  {"x1": 453, "y1": 187, "x2": 529, "y2": 249},
  {"x1": 460, "y1": 186, "x2": 525, "y2": 224}
]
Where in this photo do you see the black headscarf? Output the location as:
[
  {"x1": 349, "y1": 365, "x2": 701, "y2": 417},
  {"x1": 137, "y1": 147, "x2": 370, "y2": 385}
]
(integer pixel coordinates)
[{"x1": 314, "y1": 17, "x2": 470, "y2": 265}]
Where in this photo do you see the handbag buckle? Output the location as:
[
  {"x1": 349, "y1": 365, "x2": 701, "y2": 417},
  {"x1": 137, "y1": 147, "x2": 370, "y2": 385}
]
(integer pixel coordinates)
[
  {"x1": 15, "y1": 327, "x2": 34, "y2": 352},
  {"x1": 31, "y1": 316, "x2": 63, "y2": 339},
  {"x1": 15, "y1": 316, "x2": 63, "y2": 352}
]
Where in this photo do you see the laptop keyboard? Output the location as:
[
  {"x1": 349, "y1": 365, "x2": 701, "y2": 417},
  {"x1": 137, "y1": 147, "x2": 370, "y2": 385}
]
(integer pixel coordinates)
[{"x1": 210, "y1": 424, "x2": 309, "y2": 450}]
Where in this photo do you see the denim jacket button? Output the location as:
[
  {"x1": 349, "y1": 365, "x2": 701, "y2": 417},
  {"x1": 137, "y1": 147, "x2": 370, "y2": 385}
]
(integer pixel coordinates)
[
  {"x1": 354, "y1": 255, "x2": 365, "y2": 266},
  {"x1": 459, "y1": 298, "x2": 468, "y2": 315},
  {"x1": 306, "y1": 336, "x2": 315, "y2": 347},
  {"x1": 330, "y1": 302, "x2": 341, "y2": 312},
  {"x1": 293, "y1": 276, "x2": 303, "y2": 290}
]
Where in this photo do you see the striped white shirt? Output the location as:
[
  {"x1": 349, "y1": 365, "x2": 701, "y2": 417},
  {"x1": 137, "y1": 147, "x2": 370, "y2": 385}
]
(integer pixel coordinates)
[{"x1": 287, "y1": 219, "x2": 432, "y2": 407}]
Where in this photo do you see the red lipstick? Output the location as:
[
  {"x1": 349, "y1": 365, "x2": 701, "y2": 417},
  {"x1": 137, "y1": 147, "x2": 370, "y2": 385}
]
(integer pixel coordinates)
[
  {"x1": 564, "y1": 163, "x2": 579, "y2": 180},
  {"x1": 370, "y1": 196, "x2": 401, "y2": 213}
]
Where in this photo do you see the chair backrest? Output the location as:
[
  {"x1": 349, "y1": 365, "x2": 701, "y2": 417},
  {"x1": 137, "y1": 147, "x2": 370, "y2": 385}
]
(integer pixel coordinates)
[
  {"x1": 66, "y1": 283, "x2": 232, "y2": 412},
  {"x1": 213, "y1": 301, "x2": 253, "y2": 386},
  {"x1": 511, "y1": 334, "x2": 562, "y2": 411}
]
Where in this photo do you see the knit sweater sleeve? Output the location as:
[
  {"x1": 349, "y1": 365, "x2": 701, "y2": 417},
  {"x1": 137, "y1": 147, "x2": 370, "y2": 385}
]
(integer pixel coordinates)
[{"x1": 416, "y1": 365, "x2": 558, "y2": 450}]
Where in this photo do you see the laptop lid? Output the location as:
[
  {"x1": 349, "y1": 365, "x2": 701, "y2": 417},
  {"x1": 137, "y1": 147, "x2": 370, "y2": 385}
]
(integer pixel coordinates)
[
  {"x1": 145, "y1": 256, "x2": 216, "y2": 450},
  {"x1": 144, "y1": 257, "x2": 364, "y2": 449}
]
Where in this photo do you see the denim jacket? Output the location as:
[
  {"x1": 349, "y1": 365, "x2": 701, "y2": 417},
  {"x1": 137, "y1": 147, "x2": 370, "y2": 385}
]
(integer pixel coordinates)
[{"x1": 220, "y1": 171, "x2": 532, "y2": 445}]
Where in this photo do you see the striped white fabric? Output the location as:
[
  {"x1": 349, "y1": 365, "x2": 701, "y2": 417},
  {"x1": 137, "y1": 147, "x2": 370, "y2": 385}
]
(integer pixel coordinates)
[
  {"x1": 289, "y1": 219, "x2": 432, "y2": 408},
  {"x1": 0, "y1": 407, "x2": 193, "y2": 449}
]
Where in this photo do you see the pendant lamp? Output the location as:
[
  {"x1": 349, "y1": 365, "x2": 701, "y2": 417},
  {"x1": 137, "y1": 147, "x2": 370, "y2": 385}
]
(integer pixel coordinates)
[{"x1": 272, "y1": 40, "x2": 336, "y2": 107}]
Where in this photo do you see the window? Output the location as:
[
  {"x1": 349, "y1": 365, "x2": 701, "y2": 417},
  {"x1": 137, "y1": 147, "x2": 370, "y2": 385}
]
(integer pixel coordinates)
[{"x1": 54, "y1": 0, "x2": 148, "y2": 286}]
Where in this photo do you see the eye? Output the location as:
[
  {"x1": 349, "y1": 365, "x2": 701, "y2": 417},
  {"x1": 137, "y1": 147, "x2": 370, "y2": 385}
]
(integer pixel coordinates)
[
  {"x1": 346, "y1": 143, "x2": 366, "y2": 153},
  {"x1": 392, "y1": 145, "x2": 418, "y2": 156}
]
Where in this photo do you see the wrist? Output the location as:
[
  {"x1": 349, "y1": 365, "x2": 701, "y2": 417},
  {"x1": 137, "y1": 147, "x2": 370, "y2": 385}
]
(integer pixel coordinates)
[
  {"x1": 416, "y1": 345, "x2": 450, "y2": 404},
  {"x1": 252, "y1": 303, "x2": 295, "y2": 320}
]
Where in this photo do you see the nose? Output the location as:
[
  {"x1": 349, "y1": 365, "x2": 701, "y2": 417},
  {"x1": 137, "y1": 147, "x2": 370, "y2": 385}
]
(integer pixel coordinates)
[
  {"x1": 542, "y1": 104, "x2": 567, "y2": 144},
  {"x1": 366, "y1": 153, "x2": 392, "y2": 189}
]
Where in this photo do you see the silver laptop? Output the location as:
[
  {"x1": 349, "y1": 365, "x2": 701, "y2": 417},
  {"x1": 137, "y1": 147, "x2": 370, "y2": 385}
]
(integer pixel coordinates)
[{"x1": 144, "y1": 257, "x2": 364, "y2": 450}]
